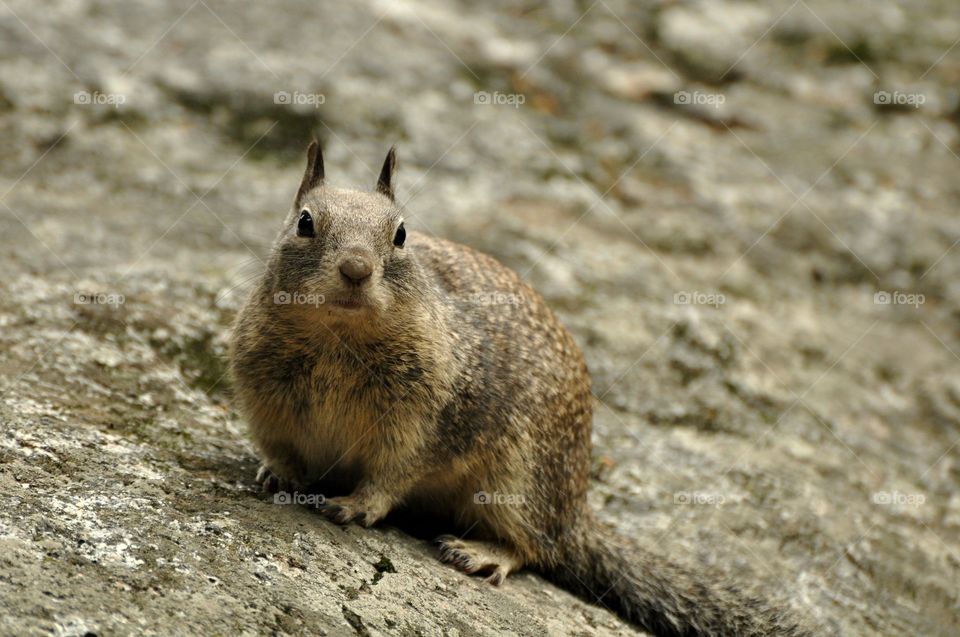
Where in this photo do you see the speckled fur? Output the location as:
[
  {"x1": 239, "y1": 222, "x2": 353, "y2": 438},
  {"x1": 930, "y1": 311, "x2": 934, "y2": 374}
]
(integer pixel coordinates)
[{"x1": 230, "y1": 143, "x2": 814, "y2": 637}]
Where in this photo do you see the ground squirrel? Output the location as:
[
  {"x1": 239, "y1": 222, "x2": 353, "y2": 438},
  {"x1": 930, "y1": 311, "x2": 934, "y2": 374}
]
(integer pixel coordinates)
[{"x1": 230, "y1": 141, "x2": 813, "y2": 637}]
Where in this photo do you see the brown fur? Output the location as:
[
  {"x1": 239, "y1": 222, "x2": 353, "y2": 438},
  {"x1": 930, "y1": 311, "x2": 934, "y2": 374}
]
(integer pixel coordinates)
[{"x1": 229, "y1": 143, "x2": 816, "y2": 637}]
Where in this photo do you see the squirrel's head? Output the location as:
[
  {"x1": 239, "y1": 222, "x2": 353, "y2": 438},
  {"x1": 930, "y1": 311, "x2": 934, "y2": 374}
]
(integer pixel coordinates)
[{"x1": 266, "y1": 141, "x2": 416, "y2": 330}]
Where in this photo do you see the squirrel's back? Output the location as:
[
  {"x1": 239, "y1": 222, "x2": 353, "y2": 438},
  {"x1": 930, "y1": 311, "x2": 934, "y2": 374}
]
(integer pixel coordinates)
[{"x1": 402, "y1": 231, "x2": 595, "y2": 537}]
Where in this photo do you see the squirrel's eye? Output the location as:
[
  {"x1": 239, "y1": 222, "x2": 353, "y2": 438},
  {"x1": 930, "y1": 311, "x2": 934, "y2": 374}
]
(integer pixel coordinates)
[
  {"x1": 297, "y1": 210, "x2": 315, "y2": 237},
  {"x1": 393, "y1": 222, "x2": 406, "y2": 248}
]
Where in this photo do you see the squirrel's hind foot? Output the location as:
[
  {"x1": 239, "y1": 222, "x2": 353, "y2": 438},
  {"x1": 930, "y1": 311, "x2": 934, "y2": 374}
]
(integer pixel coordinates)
[{"x1": 435, "y1": 535, "x2": 522, "y2": 586}]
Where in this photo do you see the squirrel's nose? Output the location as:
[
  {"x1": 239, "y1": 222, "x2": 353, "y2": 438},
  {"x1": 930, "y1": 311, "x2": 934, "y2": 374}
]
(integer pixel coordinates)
[{"x1": 339, "y1": 254, "x2": 373, "y2": 284}]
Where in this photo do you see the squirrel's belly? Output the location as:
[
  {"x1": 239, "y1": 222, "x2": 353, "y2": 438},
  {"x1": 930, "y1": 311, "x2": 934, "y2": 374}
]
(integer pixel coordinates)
[
  {"x1": 244, "y1": 384, "x2": 369, "y2": 485},
  {"x1": 294, "y1": 405, "x2": 374, "y2": 480}
]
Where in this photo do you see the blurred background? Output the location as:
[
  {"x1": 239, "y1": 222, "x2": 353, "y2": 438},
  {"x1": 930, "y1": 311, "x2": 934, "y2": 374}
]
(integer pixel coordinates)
[{"x1": 1, "y1": 1, "x2": 958, "y2": 635}]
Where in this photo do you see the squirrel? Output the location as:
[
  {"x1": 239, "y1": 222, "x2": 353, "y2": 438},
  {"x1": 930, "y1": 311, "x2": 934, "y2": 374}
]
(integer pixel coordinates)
[{"x1": 229, "y1": 141, "x2": 814, "y2": 637}]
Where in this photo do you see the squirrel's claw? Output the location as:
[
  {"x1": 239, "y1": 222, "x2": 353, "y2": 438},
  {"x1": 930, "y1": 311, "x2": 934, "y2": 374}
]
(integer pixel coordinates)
[
  {"x1": 256, "y1": 464, "x2": 295, "y2": 494},
  {"x1": 318, "y1": 497, "x2": 383, "y2": 527}
]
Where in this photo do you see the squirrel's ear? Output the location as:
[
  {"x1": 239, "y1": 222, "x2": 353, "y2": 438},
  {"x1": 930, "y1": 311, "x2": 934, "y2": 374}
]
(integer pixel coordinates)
[
  {"x1": 296, "y1": 140, "x2": 324, "y2": 206},
  {"x1": 376, "y1": 146, "x2": 397, "y2": 201}
]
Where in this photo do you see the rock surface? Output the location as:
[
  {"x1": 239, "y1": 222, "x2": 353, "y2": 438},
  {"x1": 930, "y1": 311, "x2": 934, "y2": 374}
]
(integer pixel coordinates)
[{"x1": 1, "y1": 0, "x2": 959, "y2": 635}]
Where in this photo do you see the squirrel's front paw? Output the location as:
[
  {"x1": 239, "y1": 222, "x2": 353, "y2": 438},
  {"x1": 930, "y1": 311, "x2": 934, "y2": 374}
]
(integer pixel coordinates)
[
  {"x1": 318, "y1": 493, "x2": 389, "y2": 528},
  {"x1": 256, "y1": 464, "x2": 298, "y2": 494}
]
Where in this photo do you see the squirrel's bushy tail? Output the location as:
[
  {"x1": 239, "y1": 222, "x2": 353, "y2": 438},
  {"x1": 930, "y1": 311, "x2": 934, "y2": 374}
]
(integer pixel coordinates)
[{"x1": 540, "y1": 523, "x2": 813, "y2": 637}]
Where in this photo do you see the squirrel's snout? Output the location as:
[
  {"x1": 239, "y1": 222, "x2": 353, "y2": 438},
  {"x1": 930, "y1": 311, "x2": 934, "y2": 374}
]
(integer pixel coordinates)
[{"x1": 338, "y1": 254, "x2": 373, "y2": 285}]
